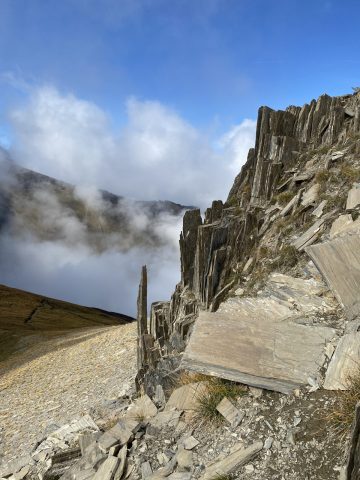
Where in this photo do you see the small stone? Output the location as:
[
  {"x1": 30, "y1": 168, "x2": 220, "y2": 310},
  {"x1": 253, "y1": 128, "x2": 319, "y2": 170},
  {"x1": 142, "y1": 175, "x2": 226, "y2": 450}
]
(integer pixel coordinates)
[
  {"x1": 249, "y1": 386, "x2": 263, "y2": 398},
  {"x1": 141, "y1": 461, "x2": 153, "y2": 478},
  {"x1": 286, "y1": 429, "x2": 296, "y2": 446},
  {"x1": 264, "y1": 437, "x2": 273, "y2": 450},
  {"x1": 98, "y1": 432, "x2": 119, "y2": 453},
  {"x1": 307, "y1": 377, "x2": 319, "y2": 392},
  {"x1": 157, "y1": 453, "x2": 170, "y2": 465},
  {"x1": 244, "y1": 464, "x2": 254, "y2": 473},
  {"x1": 182, "y1": 436, "x2": 199, "y2": 450},
  {"x1": 154, "y1": 385, "x2": 166, "y2": 406},
  {"x1": 93, "y1": 456, "x2": 120, "y2": 480},
  {"x1": 216, "y1": 397, "x2": 244, "y2": 427},
  {"x1": 293, "y1": 417, "x2": 301, "y2": 426},
  {"x1": 176, "y1": 448, "x2": 193, "y2": 472}
]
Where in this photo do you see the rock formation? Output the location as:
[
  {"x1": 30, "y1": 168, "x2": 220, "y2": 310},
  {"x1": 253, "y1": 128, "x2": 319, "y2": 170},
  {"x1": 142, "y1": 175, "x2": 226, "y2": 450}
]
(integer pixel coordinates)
[
  {"x1": 136, "y1": 90, "x2": 360, "y2": 400},
  {"x1": 4, "y1": 89, "x2": 360, "y2": 480}
]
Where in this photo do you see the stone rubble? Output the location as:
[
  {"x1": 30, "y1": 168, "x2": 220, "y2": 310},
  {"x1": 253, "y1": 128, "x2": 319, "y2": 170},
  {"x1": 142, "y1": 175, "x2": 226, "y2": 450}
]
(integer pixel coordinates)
[{"x1": 1, "y1": 380, "x2": 346, "y2": 480}]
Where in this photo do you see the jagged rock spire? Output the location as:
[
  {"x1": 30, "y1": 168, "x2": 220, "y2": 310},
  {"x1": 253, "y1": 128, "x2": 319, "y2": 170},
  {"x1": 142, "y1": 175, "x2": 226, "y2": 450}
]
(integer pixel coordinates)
[
  {"x1": 137, "y1": 265, "x2": 148, "y2": 337},
  {"x1": 137, "y1": 265, "x2": 148, "y2": 370}
]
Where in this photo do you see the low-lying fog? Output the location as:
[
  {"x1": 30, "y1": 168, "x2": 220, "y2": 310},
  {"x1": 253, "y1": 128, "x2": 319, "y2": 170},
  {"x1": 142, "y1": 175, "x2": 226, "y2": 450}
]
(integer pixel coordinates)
[{"x1": 0, "y1": 86, "x2": 255, "y2": 316}]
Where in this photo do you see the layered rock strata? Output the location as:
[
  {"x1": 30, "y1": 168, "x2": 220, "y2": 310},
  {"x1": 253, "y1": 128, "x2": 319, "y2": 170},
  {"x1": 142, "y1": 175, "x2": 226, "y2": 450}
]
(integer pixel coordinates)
[{"x1": 136, "y1": 90, "x2": 360, "y2": 396}]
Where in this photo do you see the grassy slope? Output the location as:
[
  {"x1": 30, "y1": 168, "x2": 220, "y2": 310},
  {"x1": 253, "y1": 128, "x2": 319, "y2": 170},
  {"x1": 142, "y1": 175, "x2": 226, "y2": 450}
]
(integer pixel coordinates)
[{"x1": 0, "y1": 283, "x2": 134, "y2": 363}]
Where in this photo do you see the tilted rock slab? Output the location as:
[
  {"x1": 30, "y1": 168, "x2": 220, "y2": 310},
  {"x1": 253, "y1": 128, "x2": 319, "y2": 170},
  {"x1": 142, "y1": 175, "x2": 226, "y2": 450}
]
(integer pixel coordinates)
[
  {"x1": 199, "y1": 441, "x2": 263, "y2": 480},
  {"x1": 306, "y1": 233, "x2": 360, "y2": 320},
  {"x1": 324, "y1": 332, "x2": 360, "y2": 390},
  {"x1": 182, "y1": 274, "x2": 337, "y2": 394}
]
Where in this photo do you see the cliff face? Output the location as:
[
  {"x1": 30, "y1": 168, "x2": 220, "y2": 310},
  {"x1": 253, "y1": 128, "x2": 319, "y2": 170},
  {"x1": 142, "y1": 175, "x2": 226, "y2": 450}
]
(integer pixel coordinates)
[{"x1": 137, "y1": 91, "x2": 360, "y2": 394}]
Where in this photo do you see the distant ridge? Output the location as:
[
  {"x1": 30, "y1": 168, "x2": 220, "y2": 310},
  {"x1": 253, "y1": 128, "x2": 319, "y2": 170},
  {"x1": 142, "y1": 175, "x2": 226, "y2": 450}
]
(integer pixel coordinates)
[{"x1": 0, "y1": 283, "x2": 134, "y2": 363}]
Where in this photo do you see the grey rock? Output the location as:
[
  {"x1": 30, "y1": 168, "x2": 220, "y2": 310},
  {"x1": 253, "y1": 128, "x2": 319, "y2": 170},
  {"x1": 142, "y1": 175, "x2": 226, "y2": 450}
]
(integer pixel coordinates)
[
  {"x1": 0, "y1": 455, "x2": 34, "y2": 478},
  {"x1": 301, "y1": 183, "x2": 320, "y2": 207},
  {"x1": 312, "y1": 199, "x2": 327, "y2": 218},
  {"x1": 307, "y1": 233, "x2": 360, "y2": 319},
  {"x1": 98, "y1": 432, "x2": 120, "y2": 453},
  {"x1": 166, "y1": 382, "x2": 208, "y2": 411},
  {"x1": 176, "y1": 448, "x2": 193, "y2": 472},
  {"x1": 292, "y1": 218, "x2": 326, "y2": 251},
  {"x1": 181, "y1": 436, "x2": 199, "y2": 450},
  {"x1": 199, "y1": 441, "x2": 263, "y2": 479},
  {"x1": 108, "y1": 418, "x2": 140, "y2": 445},
  {"x1": 92, "y1": 456, "x2": 120, "y2": 480},
  {"x1": 150, "y1": 410, "x2": 182, "y2": 430},
  {"x1": 79, "y1": 433, "x2": 101, "y2": 456},
  {"x1": 346, "y1": 183, "x2": 360, "y2": 211},
  {"x1": 324, "y1": 333, "x2": 360, "y2": 390},
  {"x1": 182, "y1": 289, "x2": 336, "y2": 394},
  {"x1": 167, "y1": 473, "x2": 192, "y2": 480},
  {"x1": 113, "y1": 445, "x2": 127, "y2": 480},
  {"x1": 216, "y1": 397, "x2": 244, "y2": 427},
  {"x1": 153, "y1": 385, "x2": 166, "y2": 406},
  {"x1": 141, "y1": 461, "x2": 153, "y2": 479},
  {"x1": 264, "y1": 437, "x2": 273, "y2": 450}
]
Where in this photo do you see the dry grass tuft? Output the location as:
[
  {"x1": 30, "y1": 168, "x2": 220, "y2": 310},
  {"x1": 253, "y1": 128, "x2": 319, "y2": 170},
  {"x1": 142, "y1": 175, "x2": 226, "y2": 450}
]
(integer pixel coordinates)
[
  {"x1": 327, "y1": 368, "x2": 360, "y2": 438},
  {"x1": 176, "y1": 371, "x2": 211, "y2": 386},
  {"x1": 272, "y1": 191, "x2": 294, "y2": 206},
  {"x1": 195, "y1": 378, "x2": 246, "y2": 424},
  {"x1": 340, "y1": 164, "x2": 360, "y2": 183}
]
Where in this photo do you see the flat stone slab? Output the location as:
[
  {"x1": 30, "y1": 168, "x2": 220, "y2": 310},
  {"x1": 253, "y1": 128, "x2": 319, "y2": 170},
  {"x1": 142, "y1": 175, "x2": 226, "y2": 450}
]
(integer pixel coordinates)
[
  {"x1": 98, "y1": 432, "x2": 119, "y2": 452},
  {"x1": 216, "y1": 397, "x2": 244, "y2": 427},
  {"x1": 166, "y1": 382, "x2": 209, "y2": 411},
  {"x1": 306, "y1": 234, "x2": 360, "y2": 319},
  {"x1": 346, "y1": 183, "x2": 360, "y2": 211},
  {"x1": 301, "y1": 183, "x2": 319, "y2": 207},
  {"x1": 292, "y1": 218, "x2": 325, "y2": 251},
  {"x1": 182, "y1": 297, "x2": 336, "y2": 393},
  {"x1": 199, "y1": 441, "x2": 263, "y2": 479},
  {"x1": 150, "y1": 410, "x2": 182, "y2": 429},
  {"x1": 127, "y1": 394, "x2": 157, "y2": 421},
  {"x1": 93, "y1": 456, "x2": 120, "y2": 480},
  {"x1": 109, "y1": 417, "x2": 139, "y2": 445},
  {"x1": 324, "y1": 333, "x2": 360, "y2": 390}
]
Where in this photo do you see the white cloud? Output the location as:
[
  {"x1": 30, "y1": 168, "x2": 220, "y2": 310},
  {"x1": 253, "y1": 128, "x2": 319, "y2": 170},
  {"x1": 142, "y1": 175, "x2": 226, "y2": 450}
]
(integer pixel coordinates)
[
  {"x1": 1, "y1": 86, "x2": 256, "y2": 315},
  {"x1": 10, "y1": 86, "x2": 116, "y2": 185},
  {"x1": 8, "y1": 86, "x2": 256, "y2": 209},
  {"x1": 0, "y1": 231, "x2": 181, "y2": 315},
  {"x1": 218, "y1": 118, "x2": 257, "y2": 174}
]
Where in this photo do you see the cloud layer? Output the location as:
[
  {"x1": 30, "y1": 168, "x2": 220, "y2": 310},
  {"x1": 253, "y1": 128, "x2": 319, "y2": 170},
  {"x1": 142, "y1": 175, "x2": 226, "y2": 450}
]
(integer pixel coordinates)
[
  {"x1": 9, "y1": 86, "x2": 256, "y2": 208},
  {"x1": 1, "y1": 86, "x2": 256, "y2": 316}
]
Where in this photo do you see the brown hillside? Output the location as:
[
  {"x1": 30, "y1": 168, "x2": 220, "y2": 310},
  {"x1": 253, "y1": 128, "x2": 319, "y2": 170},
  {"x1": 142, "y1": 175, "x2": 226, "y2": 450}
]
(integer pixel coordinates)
[{"x1": 0, "y1": 283, "x2": 134, "y2": 363}]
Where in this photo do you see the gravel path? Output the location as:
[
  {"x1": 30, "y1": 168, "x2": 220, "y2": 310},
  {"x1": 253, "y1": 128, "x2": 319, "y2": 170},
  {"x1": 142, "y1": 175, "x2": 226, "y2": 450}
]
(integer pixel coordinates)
[{"x1": 0, "y1": 322, "x2": 137, "y2": 465}]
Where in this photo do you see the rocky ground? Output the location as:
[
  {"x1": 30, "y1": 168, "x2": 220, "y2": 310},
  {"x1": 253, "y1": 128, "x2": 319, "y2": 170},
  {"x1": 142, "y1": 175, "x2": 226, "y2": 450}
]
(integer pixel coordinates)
[
  {"x1": 0, "y1": 322, "x2": 137, "y2": 467},
  {"x1": 0, "y1": 376, "x2": 346, "y2": 479}
]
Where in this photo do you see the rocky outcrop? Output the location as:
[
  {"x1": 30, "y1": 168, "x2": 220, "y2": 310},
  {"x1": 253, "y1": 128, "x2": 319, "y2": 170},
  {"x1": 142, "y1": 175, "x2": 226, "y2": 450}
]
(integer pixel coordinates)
[{"x1": 136, "y1": 90, "x2": 360, "y2": 400}]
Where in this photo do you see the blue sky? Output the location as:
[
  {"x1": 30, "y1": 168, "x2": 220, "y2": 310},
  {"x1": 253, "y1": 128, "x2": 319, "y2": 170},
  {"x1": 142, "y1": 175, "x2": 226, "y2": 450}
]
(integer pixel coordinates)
[
  {"x1": 1, "y1": 0, "x2": 360, "y2": 131},
  {"x1": 1, "y1": 0, "x2": 360, "y2": 206},
  {"x1": 1, "y1": 0, "x2": 360, "y2": 312}
]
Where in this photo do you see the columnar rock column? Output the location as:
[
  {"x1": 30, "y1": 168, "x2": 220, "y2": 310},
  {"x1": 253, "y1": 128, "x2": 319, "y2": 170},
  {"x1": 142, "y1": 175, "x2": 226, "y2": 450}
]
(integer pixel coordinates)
[
  {"x1": 137, "y1": 265, "x2": 148, "y2": 370},
  {"x1": 136, "y1": 266, "x2": 160, "y2": 392}
]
